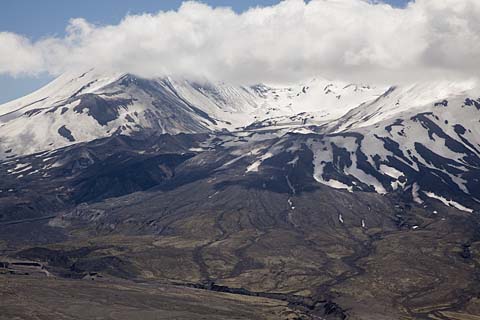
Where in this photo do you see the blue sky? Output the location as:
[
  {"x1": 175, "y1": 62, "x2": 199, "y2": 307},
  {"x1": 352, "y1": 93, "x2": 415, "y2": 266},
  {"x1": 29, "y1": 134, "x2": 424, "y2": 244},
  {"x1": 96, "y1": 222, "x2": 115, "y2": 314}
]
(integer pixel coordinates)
[{"x1": 0, "y1": 0, "x2": 409, "y2": 104}]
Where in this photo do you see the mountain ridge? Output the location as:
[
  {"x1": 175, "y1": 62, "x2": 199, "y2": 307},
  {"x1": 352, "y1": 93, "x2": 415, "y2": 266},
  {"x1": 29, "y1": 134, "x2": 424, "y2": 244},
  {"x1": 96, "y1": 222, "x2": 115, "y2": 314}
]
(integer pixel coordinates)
[
  {"x1": 0, "y1": 69, "x2": 389, "y2": 158},
  {"x1": 1, "y1": 70, "x2": 479, "y2": 213}
]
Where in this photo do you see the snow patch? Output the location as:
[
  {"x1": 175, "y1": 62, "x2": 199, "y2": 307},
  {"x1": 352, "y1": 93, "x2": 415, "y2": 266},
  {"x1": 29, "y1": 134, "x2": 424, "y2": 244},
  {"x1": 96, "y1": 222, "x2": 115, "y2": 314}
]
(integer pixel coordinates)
[
  {"x1": 246, "y1": 152, "x2": 273, "y2": 173},
  {"x1": 379, "y1": 164, "x2": 403, "y2": 179},
  {"x1": 323, "y1": 179, "x2": 353, "y2": 192},
  {"x1": 288, "y1": 155, "x2": 299, "y2": 167},
  {"x1": 424, "y1": 192, "x2": 473, "y2": 213},
  {"x1": 412, "y1": 183, "x2": 423, "y2": 204}
]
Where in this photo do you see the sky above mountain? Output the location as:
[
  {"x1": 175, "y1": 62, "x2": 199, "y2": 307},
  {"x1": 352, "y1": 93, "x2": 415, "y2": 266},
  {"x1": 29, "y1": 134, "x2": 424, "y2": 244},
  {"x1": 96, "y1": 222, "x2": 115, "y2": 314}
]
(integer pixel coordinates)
[
  {"x1": 1, "y1": 0, "x2": 476, "y2": 104},
  {"x1": 1, "y1": 0, "x2": 409, "y2": 40}
]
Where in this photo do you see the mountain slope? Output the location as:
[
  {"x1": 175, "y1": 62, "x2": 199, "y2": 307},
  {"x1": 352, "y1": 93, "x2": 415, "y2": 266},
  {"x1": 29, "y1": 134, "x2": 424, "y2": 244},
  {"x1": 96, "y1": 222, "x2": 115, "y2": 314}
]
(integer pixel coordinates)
[
  {"x1": 1, "y1": 71, "x2": 479, "y2": 212},
  {"x1": 2, "y1": 130, "x2": 480, "y2": 319},
  {"x1": 0, "y1": 70, "x2": 388, "y2": 158},
  {"x1": 2, "y1": 74, "x2": 480, "y2": 319}
]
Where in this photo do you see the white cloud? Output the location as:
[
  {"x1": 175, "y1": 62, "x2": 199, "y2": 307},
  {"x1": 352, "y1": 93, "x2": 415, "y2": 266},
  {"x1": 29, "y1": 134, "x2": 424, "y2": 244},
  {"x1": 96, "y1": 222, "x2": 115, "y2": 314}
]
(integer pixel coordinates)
[
  {"x1": 1, "y1": 0, "x2": 480, "y2": 84},
  {"x1": 0, "y1": 33, "x2": 44, "y2": 76}
]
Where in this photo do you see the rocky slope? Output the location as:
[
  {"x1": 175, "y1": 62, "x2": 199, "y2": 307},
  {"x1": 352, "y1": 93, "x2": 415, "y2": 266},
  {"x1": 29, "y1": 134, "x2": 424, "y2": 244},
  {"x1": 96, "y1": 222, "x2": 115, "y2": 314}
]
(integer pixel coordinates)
[{"x1": 2, "y1": 71, "x2": 480, "y2": 319}]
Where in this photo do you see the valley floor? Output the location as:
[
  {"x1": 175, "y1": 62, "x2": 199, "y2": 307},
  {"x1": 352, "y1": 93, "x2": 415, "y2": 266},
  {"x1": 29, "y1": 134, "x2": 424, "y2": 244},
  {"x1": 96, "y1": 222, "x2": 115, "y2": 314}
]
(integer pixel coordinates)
[
  {"x1": 0, "y1": 275, "x2": 300, "y2": 320},
  {"x1": 2, "y1": 183, "x2": 480, "y2": 319}
]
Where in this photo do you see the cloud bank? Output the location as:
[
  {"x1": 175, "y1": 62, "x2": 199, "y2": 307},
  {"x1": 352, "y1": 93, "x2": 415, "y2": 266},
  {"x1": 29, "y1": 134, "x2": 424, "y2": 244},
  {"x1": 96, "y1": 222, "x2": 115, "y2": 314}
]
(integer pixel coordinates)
[{"x1": 1, "y1": 0, "x2": 480, "y2": 84}]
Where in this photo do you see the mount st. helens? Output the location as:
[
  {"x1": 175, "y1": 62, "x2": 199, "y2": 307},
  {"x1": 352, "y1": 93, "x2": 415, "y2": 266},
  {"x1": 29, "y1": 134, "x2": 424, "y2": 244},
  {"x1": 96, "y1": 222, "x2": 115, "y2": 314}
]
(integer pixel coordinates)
[
  {"x1": 2, "y1": 70, "x2": 480, "y2": 319},
  {"x1": 0, "y1": 69, "x2": 386, "y2": 157},
  {"x1": 0, "y1": 70, "x2": 478, "y2": 213}
]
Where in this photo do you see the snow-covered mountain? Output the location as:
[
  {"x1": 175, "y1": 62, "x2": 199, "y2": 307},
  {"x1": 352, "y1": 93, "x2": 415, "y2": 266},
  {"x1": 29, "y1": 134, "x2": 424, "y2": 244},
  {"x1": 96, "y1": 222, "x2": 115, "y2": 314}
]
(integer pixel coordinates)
[
  {"x1": 1, "y1": 69, "x2": 480, "y2": 212},
  {"x1": 0, "y1": 69, "x2": 387, "y2": 158},
  {"x1": 228, "y1": 81, "x2": 480, "y2": 212}
]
